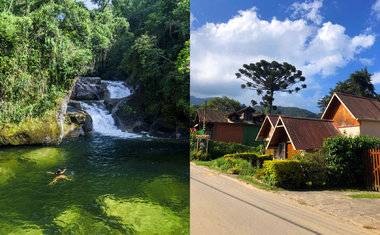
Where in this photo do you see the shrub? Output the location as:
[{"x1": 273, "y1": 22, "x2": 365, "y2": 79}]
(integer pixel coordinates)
[
  {"x1": 208, "y1": 140, "x2": 259, "y2": 159},
  {"x1": 190, "y1": 150, "x2": 208, "y2": 161},
  {"x1": 323, "y1": 135, "x2": 380, "y2": 186},
  {"x1": 261, "y1": 160, "x2": 304, "y2": 189},
  {"x1": 213, "y1": 157, "x2": 256, "y2": 176},
  {"x1": 224, "y1": 153, "x2": 273, "y2": 168},
  {"x1": 294, "y1": 150, "x2": 331, "y2": 187}
]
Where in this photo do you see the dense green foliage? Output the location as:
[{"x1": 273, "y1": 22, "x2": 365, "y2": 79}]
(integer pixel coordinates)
[
  {"x1": 207, "y1": 140, "x2": 260, "y2": 159},
  {"x1": 261, "y1": 160, "x2": 304, "y2": 189},
  {"x1": 293, "y1": 151, "x2": 331, "y2": 187},
  {"x1": 213, "y1": 157, "x2": 256, "y2": 175},
  {"x1": 0, "y1": 2, "x2": 93, "y2": 124},
  {"x1": 223, "y1": 153, "x2": 272, "y2": 168},
  {"x1": 323, "y1": 135, "x2": 380, "y2": 186},
  {"x1": 199, "y1": 96, "x2": 242, "y2": 112},
  {"x1": 317, "y1": 68, "x2": 377, "y2": 113},
  {"x1": 235, "y1": 60, "x2": 307, "y2": 114},
  {"x1": 0, "y1": 0, "x2": 189, "y2": 128}
]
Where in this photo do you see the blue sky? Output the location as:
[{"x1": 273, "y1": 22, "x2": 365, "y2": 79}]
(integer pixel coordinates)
[{"x1": 191, "y1": 0, "x2": 380, "y2": 113}]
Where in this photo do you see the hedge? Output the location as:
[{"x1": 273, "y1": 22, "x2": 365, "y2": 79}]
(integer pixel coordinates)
[
  {"x1": 207, "y1": 140, "x2": 259, "y2": 159},
  {"x1": 323, "y1": 135, "x2": 380, "y2": 186},
  {"x1": 224, "y1": 153, "x2": 272, "y2": 167},
  {"x1": 262, "y1": 160, "x2": 304, "y2": 189}
]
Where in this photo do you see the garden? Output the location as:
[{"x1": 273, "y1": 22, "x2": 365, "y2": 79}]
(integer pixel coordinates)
[{"x1": 191, "y1": 133, "x2": 380, "y2": 190}]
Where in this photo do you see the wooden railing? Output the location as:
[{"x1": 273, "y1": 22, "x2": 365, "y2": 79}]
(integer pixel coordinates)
[{"x1": 362, "y1": 149, "x2": 380, "y2": 191}]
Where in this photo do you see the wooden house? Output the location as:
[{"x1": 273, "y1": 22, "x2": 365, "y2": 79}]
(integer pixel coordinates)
[
  {"x1": 257, "y1": 92, "x2": 380, "y2": 159},
  {"x1": 321, "y1": 92, "x2": 380, "y2": 138},
  {"x1": 266, "y1": 116, "x2": 340, "y2": 159},
  {"x1": 194, "y1": 107, "x2": 265, "y2": 146}
]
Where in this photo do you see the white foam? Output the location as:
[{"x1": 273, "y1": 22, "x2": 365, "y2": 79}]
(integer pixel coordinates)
[
  {"x1": 80, "y1": 101, "x2": 139, "y2": 138},
  {"x1": 102, "y1": 80, "x2": 131, "y2": 99}
]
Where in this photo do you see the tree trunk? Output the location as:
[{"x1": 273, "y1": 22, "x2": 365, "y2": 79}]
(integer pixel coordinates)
[{"x1": 269, "y1": 90, "x2": 274, "y2": 114}]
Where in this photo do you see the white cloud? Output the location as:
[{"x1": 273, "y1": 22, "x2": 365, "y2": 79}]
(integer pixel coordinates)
[
  {"x1": 372, "y1": 0, "x2": 380, "y2": 20},
  {"x1": 190, "y1": 8, "x2": 375, "y2": 111},
  {"x1": 190, "y1": 13, "x2": 197, "y2": 28},
  {"x1": 359, "y1": 58, "x2": 374, "y2": 66},
  {"x1": 372, "y1": 72, "x2": 380, "y2": 84},
  {"x1": 290, "y1": 0, "x2": 323, "y2": 25}
]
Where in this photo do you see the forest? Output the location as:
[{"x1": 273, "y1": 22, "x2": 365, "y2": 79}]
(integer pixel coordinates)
[{"x1": 0, "y1": 0, "x2": 189, "y2": 130}]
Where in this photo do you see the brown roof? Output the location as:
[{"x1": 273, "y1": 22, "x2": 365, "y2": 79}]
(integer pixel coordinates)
[
  {"x1": 256, "y1": 115, "x2": 280, "y2": 141},
  {"x1": 322, "y1": 92, "x2": 380, "y2": 121},
  {"x1": 195, "y1": 109, "x2": 229, "y2": 123},
  {"x1": 268, "y1": 116, "x2": 340, "y2": 150},
  {"x1": 268, "y1": 115, "x2": 279, "y2": 126}
]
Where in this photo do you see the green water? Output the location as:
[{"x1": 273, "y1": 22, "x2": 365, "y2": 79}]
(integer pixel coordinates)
[{"x1": 0, "y1": 135, "x2": 189, "y2": 234}]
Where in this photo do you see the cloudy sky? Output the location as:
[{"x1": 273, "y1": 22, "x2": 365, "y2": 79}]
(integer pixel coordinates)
[{"x1": 191, "y1": 0, "x2": 380, "y2": 113}]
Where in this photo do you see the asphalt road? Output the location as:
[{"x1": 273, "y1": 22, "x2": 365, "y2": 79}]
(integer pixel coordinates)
[{"x1": 190, "y1": 163, "x2": 375, "y2": 235}]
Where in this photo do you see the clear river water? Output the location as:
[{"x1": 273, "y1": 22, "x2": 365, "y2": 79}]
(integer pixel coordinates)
[{"x1": 0, "y1": 81, "x2": 189, "y2": 234}]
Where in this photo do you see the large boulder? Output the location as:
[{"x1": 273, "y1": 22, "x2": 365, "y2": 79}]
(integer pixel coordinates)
[
  {"x1": 111, "y1": 97, "x2": 149, "y2": 133},
  {"x1": 70, "y1": 77, "x2": 105, "y2": 100},
  {"x1": 63, "y1": 106, "x2": 93, "y2": 138},
  {"x1": 0, "y1": 81, "x2": 76, "y2": 146}
]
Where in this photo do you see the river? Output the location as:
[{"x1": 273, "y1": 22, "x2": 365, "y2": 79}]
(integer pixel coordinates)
[{"x1": 0, "y1": 81, "x2": 189, "y2": 234}]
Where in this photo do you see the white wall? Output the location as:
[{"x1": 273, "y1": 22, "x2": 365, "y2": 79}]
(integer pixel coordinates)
[
  {"x1": 360, "y1": 121, "x2": 380, "y2": 138},
  {"x1": 339, "y1": 126, "x2": 360, "y2": 137}
]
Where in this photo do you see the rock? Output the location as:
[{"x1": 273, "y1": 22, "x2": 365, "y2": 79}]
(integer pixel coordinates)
[
  {"x1": 63, "y1": 106, "x2": 93, "y2": 138},
  {"x1": 104, "y1": 98, "x2": 122, "y2": 113},
  {"x1": 70, "y1": 77, "x2": 104, "y2": 100},
  {"x1": 68, "y1": 100, "x2": 82, "y2": 110},
  {"x1": 0, "y1": 76, "x2": 77, "y2": 146},
  {"x1": 111, "y1": 97, "x2": 149, "y2": 133}
]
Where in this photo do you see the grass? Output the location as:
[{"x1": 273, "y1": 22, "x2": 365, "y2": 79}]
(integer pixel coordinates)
[
  {"x1": 237, "y1": 175, "x2": 280, "y2": 191},
  {"x1": 192, "y1": 159, "x2": 280, "y2": 191},
  {"x1": 346, "y1": 193, "x2": 380, "y2": 199}
]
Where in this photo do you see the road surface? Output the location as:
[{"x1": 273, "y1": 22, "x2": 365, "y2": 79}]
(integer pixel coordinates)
[{"x1": 190, "y1": 163, "x2": 376, "y2": 235}]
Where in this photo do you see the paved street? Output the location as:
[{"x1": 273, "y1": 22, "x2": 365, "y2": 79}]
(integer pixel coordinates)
[{"x1": 190, "y1": 163, "x2": 376, "y2": 235}]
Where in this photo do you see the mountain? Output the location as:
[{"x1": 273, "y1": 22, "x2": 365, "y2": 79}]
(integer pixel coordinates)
[
  {"x1": 190, "y1": 96, "x2": 215, "y2": 106},
  {"x1": 190, "y1": 96, "x2": 319, "y2": 118},
  {"x1": 254, "y1": 106, "x2": 319, "y2": 118}
]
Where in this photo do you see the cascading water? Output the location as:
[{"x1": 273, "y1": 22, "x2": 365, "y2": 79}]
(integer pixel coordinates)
[
  {"x1": 80, "y1": 80, "x2": 139, "y2": 138},
  {"x1": 102, "y1": 80, "x2": 131, "y2": 98}
]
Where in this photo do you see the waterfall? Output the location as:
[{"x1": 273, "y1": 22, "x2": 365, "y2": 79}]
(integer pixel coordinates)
[
  {"x1": 102, "y1": 80, "x2": 131, "y2": 99},
  {"x1": 80, "y1": 81, "x2": 139, "y2": 138}
]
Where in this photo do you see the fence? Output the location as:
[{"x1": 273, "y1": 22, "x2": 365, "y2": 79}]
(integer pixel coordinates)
[{"x1": 362, "y1": 149, "x2": 380, "y2": 191}]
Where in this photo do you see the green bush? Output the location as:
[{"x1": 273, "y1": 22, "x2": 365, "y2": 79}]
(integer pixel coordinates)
[
  {"x1": 261, "y1": 160, "x2": 304, "y2": 189},
  {"x1": 224, "y1": 153, "x2": 272, "y2": 168},
  {"x1": 213, "y1": 157, "x2": 256, "y2": 176},
  {"x1": 190, "y1": 150, "x2": 208, "y2": 161},
  {"x1": 208, "y1": 140, "x2": 259, "y2": 159},
  {"x1": 323, "y1": 135, "x2": 380, "y2": 186},
  {"x1": 294, "y1": 150, "x2": 331, "y2": 187}
]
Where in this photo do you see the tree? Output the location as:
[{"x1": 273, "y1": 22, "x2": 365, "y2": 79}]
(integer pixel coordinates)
[
  {"x1": 317, "y1": 68, "x2": 376, "y2": 113},
  {"x1": 199, "y1": 96, "x2": 242, "y2": 112},
  {"x1": 235, "y1": 60, "x2": 306, "y2": 114}
]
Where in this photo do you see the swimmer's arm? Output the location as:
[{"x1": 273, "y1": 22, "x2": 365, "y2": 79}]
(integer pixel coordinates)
[
  {"x1": 62, "y1": 169, "x2": 66, "y2": 174},
  {"x1": 47, "y1": 171, "x2": 55, "y2": 175}
]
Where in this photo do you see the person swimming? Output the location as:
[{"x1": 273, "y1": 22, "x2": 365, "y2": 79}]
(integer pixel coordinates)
[{"x1": 47, "y1": 168, "x2": 71, "y2": 185}]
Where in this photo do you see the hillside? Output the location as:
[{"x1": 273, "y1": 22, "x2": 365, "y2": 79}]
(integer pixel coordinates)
[
  {"x1": 190, "y1": 96, "x2": 215, "y2": 106},
  {"x1": 190, "y1": 96, "x2": 318, "y2": 118},
  {"x1": 253, "y1": 106, "x2": 319, "y2": 118}
]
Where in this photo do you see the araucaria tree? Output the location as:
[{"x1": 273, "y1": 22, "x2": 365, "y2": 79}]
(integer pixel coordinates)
[{"x1": 235, "y1": 60, "x2": 307, "y2": 114}]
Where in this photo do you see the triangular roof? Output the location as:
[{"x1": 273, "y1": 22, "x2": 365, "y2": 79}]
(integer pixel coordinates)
[
  {"x1": 322, "y1": 92, "x2": 380, "y2": 122},
  {"x1": 267, "y1": 116, "x2": 340, "y2": 150},
  {"x1": 256, "y1": 115, "x2": 279, "y2": 141}
]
